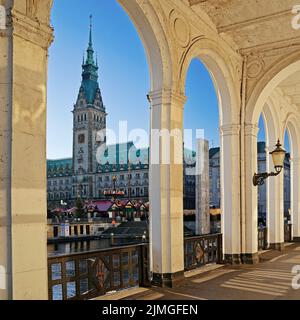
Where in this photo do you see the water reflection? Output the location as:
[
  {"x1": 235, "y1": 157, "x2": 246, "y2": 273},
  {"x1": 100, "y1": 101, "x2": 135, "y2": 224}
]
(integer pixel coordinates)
[{"x1": 48, "y1": 238, "x2": 142, "y2": 257}]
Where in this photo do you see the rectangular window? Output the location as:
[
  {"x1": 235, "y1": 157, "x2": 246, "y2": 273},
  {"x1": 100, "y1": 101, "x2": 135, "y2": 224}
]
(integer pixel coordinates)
[{"x1": 144, "y1": 187, "x2": 148, "y2": 196}]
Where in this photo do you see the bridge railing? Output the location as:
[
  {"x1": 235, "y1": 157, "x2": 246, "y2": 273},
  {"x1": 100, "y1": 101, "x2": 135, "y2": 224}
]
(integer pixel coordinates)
[
  {"x1": 48, "y1": 243, "x2": 149, "y2": 300},
  {"x1": 184, "y1": 233, "x2": 223, "y2": 271},
  {"x1": 48, "y1": 233, "x2": 224, "y2": 300},
  {"x1": 258, "y1": 227, "x2": 268, "y2": 251},
  {"x1": 284, "y1": 224, "x2": 292, "y2": 242}
]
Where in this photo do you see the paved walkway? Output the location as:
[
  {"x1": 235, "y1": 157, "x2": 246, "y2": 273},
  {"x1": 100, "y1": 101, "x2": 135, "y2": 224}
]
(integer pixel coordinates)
[{"x1": 124, "y1": 243, "x2": 300, "y2": 300}]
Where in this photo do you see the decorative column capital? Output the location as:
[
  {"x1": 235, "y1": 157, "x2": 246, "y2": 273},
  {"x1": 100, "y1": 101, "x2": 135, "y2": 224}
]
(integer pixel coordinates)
[
  {"x1": 148, "y1": 89, "x2": 187, "y2": 108},
  {"x1": 220, "y1": 124, "x2": 240, "y2": 137},
  {"x1": 244, "y1": 123, "x2": 259, "y2": 137},
  {"x1": 9, "y1": 8, "x2": 54, "y2": 50}
]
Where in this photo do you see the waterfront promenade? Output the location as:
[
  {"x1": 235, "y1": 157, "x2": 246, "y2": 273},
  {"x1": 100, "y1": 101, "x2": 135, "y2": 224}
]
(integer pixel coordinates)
[{"x1": 117, "y1": 243, "x2": 300, "y2": 300}]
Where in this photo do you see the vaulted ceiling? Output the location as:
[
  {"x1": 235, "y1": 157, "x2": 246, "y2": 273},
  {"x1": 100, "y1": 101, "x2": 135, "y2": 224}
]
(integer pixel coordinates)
[
  {"x1": 187, "y1": 0, "x2": 300, "y2": 109},
  {"x1": 279, "y1": 70, "x2": 300, "y2": 108},
  {"x1": 188, "y1": 0, "x2": 300, "y2": 52}
]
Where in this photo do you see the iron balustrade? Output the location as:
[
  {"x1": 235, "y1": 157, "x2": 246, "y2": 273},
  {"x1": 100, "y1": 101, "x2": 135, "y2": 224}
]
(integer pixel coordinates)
[
  {"x1": 184, "y1": 233, "x2": 223, "y2": 271},
  {"x1": 48, "y1": 243, "x2": 149, "y2": 300},
  {"x1": 48, "y1": 234, "x2": 224, "y2": 299},
  {"x1": 258, "y1": 227, "x2": 268, "y2": 251},
  {"x1": 284, "y1": 224, "x2": 292, "y2": 243}
]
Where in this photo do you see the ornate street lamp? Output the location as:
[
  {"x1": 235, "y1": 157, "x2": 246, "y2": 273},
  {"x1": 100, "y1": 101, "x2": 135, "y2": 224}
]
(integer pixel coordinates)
[{"x1": 253, "y1": 140, "x2": 286, "y2": 186}]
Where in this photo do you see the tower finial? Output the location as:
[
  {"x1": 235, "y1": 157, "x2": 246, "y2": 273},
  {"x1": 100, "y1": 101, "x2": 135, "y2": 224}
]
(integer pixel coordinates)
[{"x1": 89, "y1": 14, "x2": 93, "y2": 47}]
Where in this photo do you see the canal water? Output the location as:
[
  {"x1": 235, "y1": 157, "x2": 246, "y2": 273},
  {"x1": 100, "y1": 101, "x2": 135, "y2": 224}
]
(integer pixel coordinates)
[
  {"x1": 48, "y1": 239, "x2": 111, "y2": 257},
  {"x1": 47, "y1": 238, "x2": 143, "y2": 257}
]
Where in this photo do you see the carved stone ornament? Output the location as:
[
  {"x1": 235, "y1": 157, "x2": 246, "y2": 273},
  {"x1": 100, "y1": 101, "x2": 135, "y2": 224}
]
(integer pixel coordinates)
[
  {"x1": 247, "y1": 55, "x2": 265, "y2": 79},
  {"x1": 26, "y1": 0, "x2": 38, "y2": 19},
  {"x1": 169, "y1": 10, "x2": 191, "y2": 48}
]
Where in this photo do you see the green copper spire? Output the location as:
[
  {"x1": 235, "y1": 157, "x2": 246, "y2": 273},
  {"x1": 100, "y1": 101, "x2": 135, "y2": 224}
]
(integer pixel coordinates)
[
  {"x1": 80, "y1": 15, "x2": 101, "y2": 105},
  {"x1": 86, "y1": 14, "x2": 94, "y2": 65}
]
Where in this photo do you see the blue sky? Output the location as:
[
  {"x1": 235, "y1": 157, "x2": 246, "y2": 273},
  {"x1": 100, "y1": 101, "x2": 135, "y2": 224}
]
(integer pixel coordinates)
[
  {"x1": 258, "y1": 116, "x2": 290, "y2": 153},
  {"x1": 47, "y1": 0, "x2": 220, "y2": 159}
]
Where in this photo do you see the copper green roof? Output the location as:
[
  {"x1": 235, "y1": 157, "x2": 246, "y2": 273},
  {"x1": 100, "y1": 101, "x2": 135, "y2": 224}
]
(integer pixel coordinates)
[
  {"x1": 80, "y1": 15, "x2": 101, "y2": 104},
  {"x1": 47, "y1": 158, "x2": 73, "y2": 177}
]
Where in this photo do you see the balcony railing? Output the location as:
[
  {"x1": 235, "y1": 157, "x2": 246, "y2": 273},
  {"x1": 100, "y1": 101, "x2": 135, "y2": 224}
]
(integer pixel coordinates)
[
  {"x1": 184, "y1": 233, "x2": 223, "y2": 271},
  {"x1": 48, "y1": 243, "x2": 149, "y2": 300},
  {"x1": 284, "y1": 223, "x2": 292, "y2": 243},
  {"x1": 258, "y1": 224, "x2": 293, "y2": 251},
  {"x1": 258, "y1": 227, "x2": 268, "y2": 251},
  {"x1": 48, "y1": 233, "x2": 224, "y2": 300}
]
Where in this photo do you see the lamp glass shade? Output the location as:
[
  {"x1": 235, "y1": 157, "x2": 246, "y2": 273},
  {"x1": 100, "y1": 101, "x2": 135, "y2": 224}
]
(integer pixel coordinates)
[{"x1": 270, "y1": 140, "x2": 286, "y2": 171}]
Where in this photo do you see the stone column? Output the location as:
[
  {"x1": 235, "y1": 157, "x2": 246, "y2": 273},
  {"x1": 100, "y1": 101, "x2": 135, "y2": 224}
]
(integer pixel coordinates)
[
  {"x1": 267, "y1": 143, "x2": 285, "y2": 250},
  {"x1": 0, "y1": 3, "x2": 53, "y2": 300},
  {"x1": 149, "y1": 89, "x2": 186, "y2": 287},
  {"x1": 195, "y1": 138, "x2": 210, "y2": 235},
  {"x1": 291, "y1": 158, "x2": 300, "y2": 241},
  {"x1": 242, "y1": 124, "x2": 259, "y2": 263},
  {"x1": 220, "y1": 124, "x2": 241, "y2": 264}
]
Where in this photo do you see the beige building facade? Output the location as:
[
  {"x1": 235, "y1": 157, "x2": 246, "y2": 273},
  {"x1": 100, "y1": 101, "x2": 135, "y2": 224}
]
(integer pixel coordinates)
[{"x1": 1, "y1": 0, "x2": 300, "y2": 299}]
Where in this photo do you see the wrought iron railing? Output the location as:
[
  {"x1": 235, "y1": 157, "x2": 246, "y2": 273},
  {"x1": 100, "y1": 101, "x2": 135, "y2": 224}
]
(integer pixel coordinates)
[
  {"x1": 184, "y1": 233, "x2": 223, "y2": 271},
  {"x1": 284, "y1": 224, "x2": 292, "y2": 243},
  {"x1": 258, "y1": 227, "x2": 268, "y2": 251},
  {"x1": 48, "y1": 243, "x2": 149, "y2": 300}
]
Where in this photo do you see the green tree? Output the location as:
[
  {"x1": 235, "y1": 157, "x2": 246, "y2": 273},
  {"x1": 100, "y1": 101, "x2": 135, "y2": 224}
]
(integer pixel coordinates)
[{"x1": 75, "y1": 198, "x2": 85, "y2": 218}]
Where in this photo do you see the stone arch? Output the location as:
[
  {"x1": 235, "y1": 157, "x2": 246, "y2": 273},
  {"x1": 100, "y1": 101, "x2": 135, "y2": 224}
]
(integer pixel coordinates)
[
  {"x1": 246, "y1": 54, "x2": 300, "y2": 124},
  {"x1": 260, "y1": 100, "x2": 282, "y2": 246},
  {"x1": 179, "y1": 38, "x2": 240, "y2": 126},
  {"x1": 179, "y1": 38, "x2": 241, "y2": 261},
  {"x1": 261, "y1": 97, "x2": 281, "y2": 147},
  {"x1": 283, "y1": 114, "x2": 300, "y2": 159},
  {"x1": 283, "y1": 115, "x2": 300, "y2": 239},
  {"x1": 117, "y1": 0, "x2": 172, "y2": 92}
]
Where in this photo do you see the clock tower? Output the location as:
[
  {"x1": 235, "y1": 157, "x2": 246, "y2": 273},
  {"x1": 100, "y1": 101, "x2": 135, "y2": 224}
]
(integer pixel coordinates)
[{"x1": 72, "y1": 16, "x2": 106, "y2": 198}]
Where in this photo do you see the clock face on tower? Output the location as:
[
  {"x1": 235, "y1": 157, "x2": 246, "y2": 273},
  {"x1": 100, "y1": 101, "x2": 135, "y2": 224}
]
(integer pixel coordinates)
[{"x1": 78, "y1": 134, "x2": 85, "y2": 144}]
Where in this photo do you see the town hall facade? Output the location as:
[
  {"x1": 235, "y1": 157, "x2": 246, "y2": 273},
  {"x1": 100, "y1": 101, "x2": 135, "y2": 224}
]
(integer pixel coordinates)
[{"x1": 47, "y1": 23, "x2": 152, "y2": 209}]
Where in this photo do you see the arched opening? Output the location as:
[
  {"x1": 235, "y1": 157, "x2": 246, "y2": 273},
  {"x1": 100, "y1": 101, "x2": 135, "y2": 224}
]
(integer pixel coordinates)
[
  {"x1": 284, "y1": 118, "x2": 300, "y2": 242},
  {"x1": 246, "y1": 58, "x2": 300, "y2": 251},
  {"x1": 283, "y1": 131, "x2": 291, "y2": 226},
  {"x1": 183, "y1": 58, "x2": 220, "y2": 239},
  {"x1": 181, "y1": 43, "x2": 240, "y2": 264},
  {"x1": 257, "y1": 116, "x2": 267, "y2": 228},
  {"x1": 46, "y1": 0, "x2": 170, "y2": 299}
]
